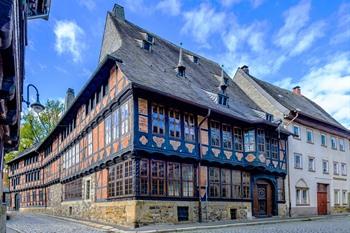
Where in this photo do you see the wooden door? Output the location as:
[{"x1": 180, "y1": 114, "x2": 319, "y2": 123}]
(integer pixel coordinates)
[
  {"x1": 317, "y1": 183, "x2": 328, "y2": 215},
  {"x1": 253, "y1": 180, "x2": 273, "y2": 217},
  {"x1": 15, "y1": 193, "x2": 20, "y2": 210}
]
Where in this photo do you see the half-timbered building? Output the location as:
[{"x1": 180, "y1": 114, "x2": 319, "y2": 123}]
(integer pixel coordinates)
[{"x1": 7, "y1": 4, "x2": 290, "y2": 227}]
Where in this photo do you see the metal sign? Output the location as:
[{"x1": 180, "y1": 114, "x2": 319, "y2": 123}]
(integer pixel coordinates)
[{"x1": 26, "y1": 0, "x2": 51, "y2": 20}]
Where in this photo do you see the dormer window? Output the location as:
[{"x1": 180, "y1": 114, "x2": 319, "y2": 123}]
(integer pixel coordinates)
[
  {"x1": 147, "y1": 34, "x2": 154, "y2": 43},
  {"x1": 177, "y1": 66, "x2": 185, "y2": 77},
  {"x1": 266, "y1": 113, "x2": 274, "y2": 122},
  {"x1": 218, "y1": 94, "x2": 228, "y2": 107},
  {"x1": 142, "y1": 40, "x2": 152, "y2": 51},
  {"x1": 193, "y1": 56, "x2": 199, "y2": 64}
]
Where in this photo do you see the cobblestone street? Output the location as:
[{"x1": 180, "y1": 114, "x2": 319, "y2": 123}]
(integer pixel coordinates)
[
  {"x1": 188, "y1": 215, "x2": 350, "y2": 233},
  {"x1": 5, "y1": 212, "x2": 350, "y2": 233},
  {"x1": 6, "y1": 212, "x2": 106, "y2": 233}
]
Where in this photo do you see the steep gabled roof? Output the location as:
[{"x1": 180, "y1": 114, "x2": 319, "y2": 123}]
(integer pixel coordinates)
[
  {"x1": 101, "y1": 12, "x2": 276, "y2": 124},
  {"x1": 244, "y1": 71, "x2": 348, "y2": 131}
]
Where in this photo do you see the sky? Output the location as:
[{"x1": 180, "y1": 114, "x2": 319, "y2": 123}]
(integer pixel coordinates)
[{"x1": 25, "y1": 0, "x2": 350, "y2": 128}]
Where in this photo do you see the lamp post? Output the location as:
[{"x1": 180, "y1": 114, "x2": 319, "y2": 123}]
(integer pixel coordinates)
[{"x1": 22, "y1": 84, "x2": 45, "y2": 113}]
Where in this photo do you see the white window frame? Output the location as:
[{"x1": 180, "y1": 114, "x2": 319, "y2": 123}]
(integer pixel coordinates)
[
  {"x1": 294, "y1": 153, "x2": 303, "y2": 169},
  {"x1": 306, "y1": 129, "x2": 314, "y2": 143},
  {"x1": 293, "y1": 125, "x2": 301, "y2": 139},
  {"x1": 88, "y1": 131, "x2": 93, "y2": 156},
  {"x1": 339, "y1": 139, "x2": 345, "y2": 152},
  {"x1": 342, "y1": 190, "x2": 348, "y2": 205},
  {"x1": 341, "y1": 163, "x2": 347, "y2": 176},
  {"x1": 334, "y1": 189, "x2": 340, "y2": 205},
  {"x1": 308, "y1": 157, "x2": 315, "y2": 172},
  {"x1": 322, "y1": 160, "x2": 329, "y2": 174},
  {"x1": 296, "y1": 188, "x2": 309, "y2": 205},
  {"x1": 321, "y1": 133, "x2": 327, "y2": 147},
  {"x1": 331, "y1": 136, "x2": 337, "y2": 150},
  {"x1": 334, "y1": 162, "x2": 340, "y2": 175}
]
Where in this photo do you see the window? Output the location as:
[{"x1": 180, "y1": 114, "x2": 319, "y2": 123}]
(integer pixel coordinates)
[
  {"x1": 169, "y1": 109, "x2": 181, "y2": 139},
  {"x1": 232, "y1": 170, "x2": 241, "y2": 198},
  {"x1": 242, "y1": 172, "x2": 250, "y2": 199},
  {"x1": 342, "y1": 190, "x2": 347, "y2": 205},
  {"x1": 87, "y1": 131, "x2": 93, "y2": 156},
  {"x1": 271, "y1": 138, "x2": 278, "y2": 159},
  {"x1": 121, "y1": 102, "x2": 129, "y2": 135},
  {"x1": 341, "y1": 163, "x2": 347, "y2": 176},
  {"x1": 112, "y1": 109, "x2": 119, "y2": 141},
  {"x1": 339, "y1": 139, "x2": 345, "y2": 152},
  {"x1": 334, "y1": 162, "x2": 340, "y2": 175},
  {"x1": 140, "y1": 159, "x2": 149, "y2": 195},
  {"x1": 124, "y1": 160, "x2": 133, "y2": 195},
  {"x1": 308, "y1": 157, "x2": 315, "y2": 172},
  {"x1": 151, "y1": 160, "x2": 165, "y2": 196},
  {"x1": 108, "y1": 163, "x2": 124, "y2": 198},
  {"x1": 293, "y1": 125, "x2": 300, "y2": 139},
  {"x1": 334, "y1": 190, "x2": 340, "y2": 205},
  {"x1": 331, "y1": 136, "x2": 337, "y2": 150},
  {"x1": 296, "y1": 188, "x2": 308, "y2": 205},
  {"x1": 184, "y1": 113, "x2": 195, "y2": 142},
  {"x1": 105, "y1": 115, "x2": 112, "y2": 145},
  {"x1": 322, "y1": 160, "x2": 329, "y2": 174},
  {"x1": 321, "y1": 134, "x2": 327, "y2": 146},
  {"x1": 306, "y1": 129, "x2": 313, "y2": 143},
  {"x1": 233, "y1": 128, "x2": 243, "y2": 151},
  {"x1": 85, "y1": 180, "x2": 91, "y2": 200},
  {"x1": 218, "y1": 94, "x2": 228, "y2": 106},
  {"x1": 182, "y1": 164, "x2": 194, "y2": 197},
  {"x1": 177, "y1": 206, "x2": 189, "y2": 222},
  {"x1": 221, "y1": 169, "x2": 231, "y2": 198},
  {"x1": 257, "y1": 129, "x2": 265, "y2": 153},
  {"x1": 209, "y1": 167, "x2": 220, "y2": 197},
  {"x1": 167, "y1": 162, "x2": 180, "y2": 196},
  {"x1": 294, "y1": 153, "x2": 302, "y2": 169},
  {"x1": 244, "y1": 129, "x2": 255, "y2": 152},
  {"x1": 222, "y1": 124, "x2": 232, "y2": 149},
  {"x1": 277, "y1": 177, "x2": 285, "y2": 201},
  {"x1": 152, "y1": 104, "x2": 165, "y2": 135},
  {"x1": 210, "y1": 121, "x2": 221, "y2": 147},
  {"x1": 64, "y1": 179, "x2": 82, "y2": 200}
]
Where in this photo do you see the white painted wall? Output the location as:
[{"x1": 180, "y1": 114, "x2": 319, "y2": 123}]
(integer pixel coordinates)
[{"x1": 286, "y1": 122, "x2": 350, "y2": 214}]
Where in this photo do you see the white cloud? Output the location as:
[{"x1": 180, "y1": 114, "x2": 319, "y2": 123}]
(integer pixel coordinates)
[
  {"x1": 275, "y1": 53, "x2": 350, "y2": 128},
  {"x1": 156, "y1": 0, "x2": 181, "y2": 16},
  {"x1": 289, "y1": 21, "x2": 326, "y2": 56},
  {"x1": 330, "y1": 3, "x2": 350, "y2": 45},
  {"x1": 251, "y1": 0, "x2": 264, "y2": 8},
  {"x1": 54, "y1": 20, "x2": 85, "y2": 63},
  {"x1": 182, "y1": 3, "x2": 226, "y2": 46},
  {"x1": 78, "y1": 0, "x2": 96, "y2": 11},
  {"x1": 220, "y1": 0, "x2": 242, "y2": 7},
  {"x1": 274, "y1": 0, "x2": 311, "y2": 49}
]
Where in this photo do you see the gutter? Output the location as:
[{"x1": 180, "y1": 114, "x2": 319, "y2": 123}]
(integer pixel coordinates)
[
  {"x1": 284, "y1": 110, "x2": 299, "y2": 218},
  {"x1": 197, "y1": 108, "x2": 211, "y2": 223}
]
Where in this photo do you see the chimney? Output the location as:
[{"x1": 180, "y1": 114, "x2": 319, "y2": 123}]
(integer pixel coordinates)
[
  {"x1": 65, "y1": 88, "x2": 75, "y2": 111},
  {"x1": 219, "y1": 65, "x2": 228, "y2": 93},
  {"x1": 241, "y1": 65, "x2": 249, "y2": 74},
  {"x1": 113, "y1": 4, "x2": 125, "y2": 20},
  {"x1": 176, "y1": 43, "x2": 186, "y2": 77},
  {"x1": 292, "y1": 86, "x2": 301, "y2": 95}
]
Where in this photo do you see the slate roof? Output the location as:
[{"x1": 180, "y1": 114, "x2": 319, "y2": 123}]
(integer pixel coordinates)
[
  {"x1": 7, "y1": 143, "x2": 39, "y2": 164},
  {"x1": 103, "y1": 12, "x2": 276, "y2": 125},
  {"x1": 250, "y1": 75, "x2": 348, "y2": 131}
]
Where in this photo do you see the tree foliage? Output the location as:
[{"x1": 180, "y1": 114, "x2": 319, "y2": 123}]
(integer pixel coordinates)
[{"x1": 4, "y1": 100, "x2": 64, "y2": 163}]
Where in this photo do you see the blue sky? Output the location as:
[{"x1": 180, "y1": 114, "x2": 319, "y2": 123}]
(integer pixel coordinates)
[{"x1": 25, "y1": 0, "x2": 350, "y2": 128}]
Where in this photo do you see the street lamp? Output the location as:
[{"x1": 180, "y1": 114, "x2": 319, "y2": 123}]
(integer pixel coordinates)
[{"x1": 23, "y1": 84, "x2": 45, "y2": 114}]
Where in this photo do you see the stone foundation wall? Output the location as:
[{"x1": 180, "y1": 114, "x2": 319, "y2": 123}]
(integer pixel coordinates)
[
  {"x1": 278, "y1": 203, "x2": 288, "y2": 217},
  {"x1": 135, "y1": 200, "x2": 198, "y2": 226},
  {"x1": 331, "y1": 205, "x2": 350, "y2": 214},
  {"x1": 204, "y1": 201, "x2": 251, "y2": 221}
]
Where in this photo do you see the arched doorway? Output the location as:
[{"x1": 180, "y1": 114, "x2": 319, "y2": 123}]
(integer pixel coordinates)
[
  {"x1": 253, "y1": 179, "x2": 275, "y2": 217},
  {"x1": 14, "y1": 193, "x2": 20, "y2": 210}
]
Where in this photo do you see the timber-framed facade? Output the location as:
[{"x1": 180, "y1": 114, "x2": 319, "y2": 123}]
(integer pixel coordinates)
[{"x1": 7, "y1": 4, "x2": 290, "y2": 227}]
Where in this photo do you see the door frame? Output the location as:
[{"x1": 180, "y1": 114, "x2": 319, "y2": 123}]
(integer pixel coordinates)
[
  {"x1": 14, "y1": 193, "x2": 20, "y2": 210},
  {"x1": 252, "y1": 176, "x2": 278, "y2": 217},
  {"x1": 317, "y1": 183, "x2": 328, "y2": 215}
]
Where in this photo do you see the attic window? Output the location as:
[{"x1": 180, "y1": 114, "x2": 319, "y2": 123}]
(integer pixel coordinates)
[
  {"x1": 147, "y1": 34, "x2": 154, "y2": 43},
  {"x1": 266, "y1": 113, "x2": 274, "y2": 122},
  {"x1": 142, "y1": 40, "x2": 152, "y2": 51},
  {"x1": 193, "y1": 56, "x2": 199, "y2": 64},
  {"x1": 218, "y1": 94, "x2": 229, "y2": 107},
  {"x1": 177, "y1": 67, "x2": 185, "y2": 77}
]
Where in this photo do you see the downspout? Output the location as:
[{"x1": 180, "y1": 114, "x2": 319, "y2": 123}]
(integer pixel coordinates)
[
  {"x1": 197, "y1": 108, "x2": 211, "y2": 223},
  {"x1": 284, "y1": 111, "x2": 299, "y2": 217}
]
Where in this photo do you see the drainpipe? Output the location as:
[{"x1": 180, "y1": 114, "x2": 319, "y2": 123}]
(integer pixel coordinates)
[
  {"x1": 197, "y1": 108, "x2": 211, "y2": 223},
  {"x1": 284, "y1": 111, "x2": 299, "y2": 217}
]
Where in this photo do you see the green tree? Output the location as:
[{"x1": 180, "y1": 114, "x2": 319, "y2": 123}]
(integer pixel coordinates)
[{"x1": 4, "y1": 99, "x2": 64, "y2": 163}]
